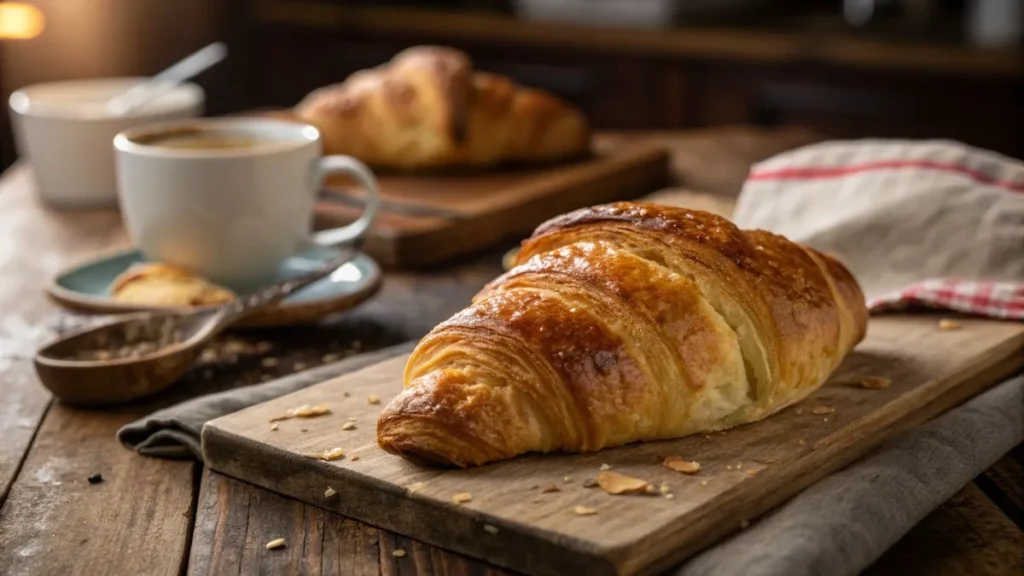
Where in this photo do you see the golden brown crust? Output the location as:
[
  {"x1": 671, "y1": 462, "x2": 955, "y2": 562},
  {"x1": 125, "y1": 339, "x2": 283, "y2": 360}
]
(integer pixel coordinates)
[
  {"x1": 294, "y1": 46, "x2": 590, "y2": 170},
  {"x1": 377, "y1": 202, "x2": 867, "y2": 467},
  {"x1": 110, "y1": 263, "x2": 235, "y2": 307}
]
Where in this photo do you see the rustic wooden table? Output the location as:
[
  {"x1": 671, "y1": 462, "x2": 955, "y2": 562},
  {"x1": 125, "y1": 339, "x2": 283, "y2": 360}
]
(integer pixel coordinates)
[{"x1": 0, "y1": 128, "x2": 1021, "y2": 576}]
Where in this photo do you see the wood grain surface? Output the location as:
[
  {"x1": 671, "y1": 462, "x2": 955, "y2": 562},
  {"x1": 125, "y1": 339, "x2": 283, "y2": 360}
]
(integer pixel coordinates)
[
  {"x1": 0, "y1": 168, "x2": 126, "y2": 504},
  {"x1": 0, "y1": 176, "x2": 196, "y2": 576},
  {"x1": 203, "y1": 316, "x2": 1024, "y2": 576},
  {"x1": 0, "y1": 403, "x2": 197, "y2": 576},
  {"x1": 189, "y1": 469, "x2": 505, "y2": 576},
  {"x1": 314, "y1": 142, "x2": 669, "y2": 267},
  {"x1": 867, "y1": 483, "x2": 1024, "y2": 576}
]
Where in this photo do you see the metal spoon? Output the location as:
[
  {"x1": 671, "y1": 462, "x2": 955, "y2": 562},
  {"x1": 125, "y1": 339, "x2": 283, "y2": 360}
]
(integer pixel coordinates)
[
  {"x1": 105, "y1": 42, "x2": 227, "y2": 117},
  {"x1": 34, "y1": 248, "x2": 354, "y2": 406}
]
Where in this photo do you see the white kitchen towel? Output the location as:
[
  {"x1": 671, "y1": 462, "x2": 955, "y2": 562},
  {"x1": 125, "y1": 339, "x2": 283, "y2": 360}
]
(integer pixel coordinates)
[{"x1": 733, "y1": 139, "x2": 1024, "y2": 319}]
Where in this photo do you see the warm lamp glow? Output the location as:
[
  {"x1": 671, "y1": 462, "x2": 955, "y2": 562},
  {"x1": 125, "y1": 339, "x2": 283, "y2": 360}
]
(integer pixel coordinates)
[{"x1": 0, "y1": 2, "x2": 45, "y2": 40}]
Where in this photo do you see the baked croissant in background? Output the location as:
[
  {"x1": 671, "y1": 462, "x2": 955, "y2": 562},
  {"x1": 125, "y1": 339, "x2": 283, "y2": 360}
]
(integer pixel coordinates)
[
  {"x1": 294, "y1": 46, "x2": 591, "y2": 171},
  {"x1": 378, "y1": 202, "x2": 868, "y2": 467}
]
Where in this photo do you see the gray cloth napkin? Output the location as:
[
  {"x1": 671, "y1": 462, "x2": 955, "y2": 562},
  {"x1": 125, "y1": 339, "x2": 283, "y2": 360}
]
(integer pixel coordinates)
[
  {"x1": 678, "y1": 373, "x2": 1024, "y2": 576},
  {"x1": 117, "y1": 341, "x2": 416, "y2": 459}
]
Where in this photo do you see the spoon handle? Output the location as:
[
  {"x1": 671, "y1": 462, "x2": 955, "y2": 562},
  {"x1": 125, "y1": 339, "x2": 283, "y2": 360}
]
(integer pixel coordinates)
[
  {"x1": 106, "y1": 42, "x2": 227, "y2": 116},
  {"x1": 211, "y1": 247, "x2": 357, "y2": 330}
]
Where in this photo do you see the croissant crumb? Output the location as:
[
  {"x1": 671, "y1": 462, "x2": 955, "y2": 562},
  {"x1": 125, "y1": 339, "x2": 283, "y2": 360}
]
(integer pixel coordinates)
[
  {"x1": 574, "y1": 506, "x2": 598, "y2": 516},
  {"x1": 597, "y1": 471, "x2": 651, "y2": 495},
  {"x1": 663, "y1": 457, "x2": 701, "y2": 474},
  {"x1": 452, "y1": 492, "x2": 473, "y2": 504},
  {"x1": 305, "y1": 447, "x2": 345, "y2": 461},
  {"x1": 270, "y1": 404, "x2": 331, "y2": 422},
  {"x1": 860, "y1": 376, "x2": 892, "y2": 390}
]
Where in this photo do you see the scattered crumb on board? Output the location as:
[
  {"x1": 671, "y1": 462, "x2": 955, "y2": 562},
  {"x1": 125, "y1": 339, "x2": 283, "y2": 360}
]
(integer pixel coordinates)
[
  {"x1": 305, "y1": 447, "x2": 345, "y2": 461},
  {"x1": 574, "y1": 506, "x2": 598, "y2": 516},
  {"x1": 269, "y1": 404, "x2": 331, "y2": 422},
  {"x1": 265, "y1": 538, "x2": 286, "y2": 550},
  {"x1": 597, "y1": 471, "x2": 651, "y2": 495},
  {"x1": 860, "y1": 376, "x2": 892, "y2": 390},
  {"x1": 663, "y1": 457, "x2": 701, "y2": 474}
]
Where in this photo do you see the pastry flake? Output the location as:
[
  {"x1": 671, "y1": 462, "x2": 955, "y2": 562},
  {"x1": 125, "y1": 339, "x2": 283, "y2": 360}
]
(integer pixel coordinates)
[
  {"x1": 663, "y1": 457, "x2": 701, "y2": 475},
  {"x1": 597, "y1": 471, "x2": 651, "y2": 495},
  {"x1": 110, "y1": 262, "x2": 235, "y2": 307}
]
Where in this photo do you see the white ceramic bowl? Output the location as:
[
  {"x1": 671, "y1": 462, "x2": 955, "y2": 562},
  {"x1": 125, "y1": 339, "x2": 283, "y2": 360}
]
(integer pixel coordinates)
[{"x1": 9, "y1": 78, "x2": 204, "y2": 209}]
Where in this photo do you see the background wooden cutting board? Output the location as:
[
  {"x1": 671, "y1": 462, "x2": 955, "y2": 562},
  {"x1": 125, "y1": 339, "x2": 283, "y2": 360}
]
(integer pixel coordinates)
[
  {"x1": 203, "y1": 316, "x2": 1024, "y2": 576},
  {"x1": 314, "y1": 141, "x2": 669, "y2": 267}
]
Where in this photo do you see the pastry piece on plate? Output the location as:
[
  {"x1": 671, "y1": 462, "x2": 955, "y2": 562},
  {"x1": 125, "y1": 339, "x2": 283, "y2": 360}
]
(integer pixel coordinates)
[
  {"x1": 378, "y1": 202, "x2": 868, "y2": 467},
  {"x1": 110, "y1": 263, "x2": 236, "y2": 307},
  {"x1": 294, "y1": 46, "x2": 590, "y2": 171}
]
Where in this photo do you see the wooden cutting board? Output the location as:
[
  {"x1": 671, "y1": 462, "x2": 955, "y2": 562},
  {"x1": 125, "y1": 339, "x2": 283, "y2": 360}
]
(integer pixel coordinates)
[
  {"x1": 203, "y1": 316, "x2": 1024, "y2": 576},
  {"x1": 314, "y1": 142, "x2": 669, "y2": 267}
]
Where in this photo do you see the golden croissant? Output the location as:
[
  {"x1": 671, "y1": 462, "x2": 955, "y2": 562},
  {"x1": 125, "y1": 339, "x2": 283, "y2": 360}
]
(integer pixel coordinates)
[
  {"x1": 294, "y1": 46, "x2": 590, "y2": 170},
  {"x1": 378, "y1": 203, "x2": 867, "y2": 467}
]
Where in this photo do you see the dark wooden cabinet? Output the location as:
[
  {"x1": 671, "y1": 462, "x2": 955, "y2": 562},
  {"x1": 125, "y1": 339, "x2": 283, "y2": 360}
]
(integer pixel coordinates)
[{"x1": 242, "y1": 3, "x2": 1023, "y2": 157}]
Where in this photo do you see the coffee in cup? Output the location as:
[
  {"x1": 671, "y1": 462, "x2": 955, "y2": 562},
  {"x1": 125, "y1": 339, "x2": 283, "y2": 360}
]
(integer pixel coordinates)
[
  {"x1": 114, "y1": 118, "x2": 379, "y2": 289},
  {"x1": 131, "y1": 127, "x2": 282, "y2": 151}
]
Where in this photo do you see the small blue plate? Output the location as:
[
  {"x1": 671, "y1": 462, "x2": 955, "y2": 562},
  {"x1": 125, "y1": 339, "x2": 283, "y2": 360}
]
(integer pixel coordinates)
[{"x1": 46, "y1": 247, "x2": 382, "y2": 327}]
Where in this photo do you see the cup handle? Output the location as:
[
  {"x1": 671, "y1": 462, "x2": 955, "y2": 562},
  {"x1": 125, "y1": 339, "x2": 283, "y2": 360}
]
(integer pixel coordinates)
[{"x1": 309, "y1": 155, "x2": 380, "y2": 248}]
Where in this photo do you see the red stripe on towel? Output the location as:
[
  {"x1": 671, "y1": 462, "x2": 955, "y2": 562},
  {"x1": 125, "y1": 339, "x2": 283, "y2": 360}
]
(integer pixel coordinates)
[{"x1": 749, "y1": 160, "x2": 1024, "y2": 193}]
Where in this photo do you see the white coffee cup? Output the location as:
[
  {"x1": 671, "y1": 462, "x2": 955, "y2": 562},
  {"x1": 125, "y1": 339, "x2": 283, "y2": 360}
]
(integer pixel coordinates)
[
  {"x1": 114, "y1": 117, "x2": 380, "y2": 289},
  {"x1": 9, "y1": 78, "x2": 204, "y2": 208}
]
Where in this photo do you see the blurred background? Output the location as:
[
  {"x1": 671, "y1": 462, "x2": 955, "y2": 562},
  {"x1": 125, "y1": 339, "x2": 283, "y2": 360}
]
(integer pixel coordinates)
[{"x1": 1, "y1": 0, "x2": 1022, "y2": 172}]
